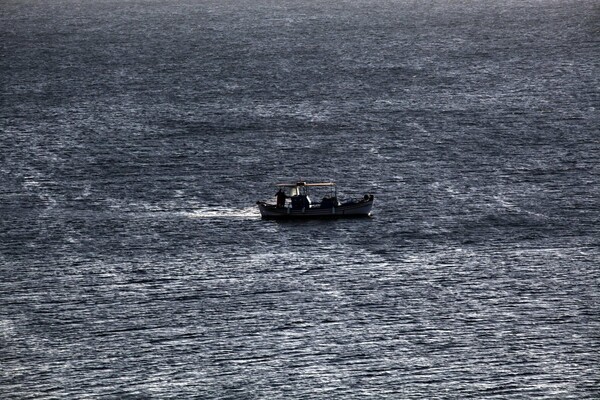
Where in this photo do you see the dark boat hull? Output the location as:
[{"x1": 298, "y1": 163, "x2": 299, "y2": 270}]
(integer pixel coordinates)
[{"x1": 257, "y1": 197, "x2": 374, "y2": 219}]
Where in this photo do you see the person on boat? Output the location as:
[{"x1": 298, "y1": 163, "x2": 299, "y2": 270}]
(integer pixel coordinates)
[{"x1": 276, "y1": 188, "x2": 287, "y2": 208}]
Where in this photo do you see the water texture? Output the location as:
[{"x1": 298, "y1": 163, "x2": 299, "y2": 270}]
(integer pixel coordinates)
[{"x1": 1, "y1": 0, "x2": 599, "y2": 398}]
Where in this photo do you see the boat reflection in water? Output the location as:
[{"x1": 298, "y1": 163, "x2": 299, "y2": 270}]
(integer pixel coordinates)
[{"x1": 256, "y1": 181, "x2": 374, "y2": 219}]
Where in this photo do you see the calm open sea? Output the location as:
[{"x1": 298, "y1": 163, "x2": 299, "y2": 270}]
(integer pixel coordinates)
[{"x1": 1, "y1": 0, "x2": 599, "y2": 398}]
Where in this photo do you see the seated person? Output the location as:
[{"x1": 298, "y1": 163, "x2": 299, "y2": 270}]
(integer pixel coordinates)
[
  {"x1": 291, "y1": 195, "x2": 311, "y2": 209},
  {"x1": 320, "y1": 195, "x2": 339, "y2": 208}
]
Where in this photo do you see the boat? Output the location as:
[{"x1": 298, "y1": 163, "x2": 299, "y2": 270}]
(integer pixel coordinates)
[{"x1": 256, "y1": 181, "x2": 374, "y2": 219}]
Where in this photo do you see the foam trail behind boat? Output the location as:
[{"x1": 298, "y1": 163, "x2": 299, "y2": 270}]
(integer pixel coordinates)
[{"x1": 182, "y1": 206, "x2": 261, "y2": 219}]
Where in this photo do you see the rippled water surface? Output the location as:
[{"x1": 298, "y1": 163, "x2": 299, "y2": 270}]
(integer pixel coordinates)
[{"x1": 1, "y1": 0, "x2": 599, "y2": 398}]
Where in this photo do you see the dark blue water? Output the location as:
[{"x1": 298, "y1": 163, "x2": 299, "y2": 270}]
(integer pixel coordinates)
[{"x1": 1, "y1": 0, "x2": 599, "y2": 398}]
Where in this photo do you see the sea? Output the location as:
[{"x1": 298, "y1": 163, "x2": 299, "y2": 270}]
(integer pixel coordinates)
[{"x1": 1, "y1": 0, "x2": 599, "y2": 398}]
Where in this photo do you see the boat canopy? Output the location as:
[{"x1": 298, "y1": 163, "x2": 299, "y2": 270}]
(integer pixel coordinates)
[{"x1": 276, "y1": 181, "x2": 336, "y2": 187}]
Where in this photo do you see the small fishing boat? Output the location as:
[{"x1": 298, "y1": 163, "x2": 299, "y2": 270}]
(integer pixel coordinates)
[{"x1": 256, "y1": 181, "x2": 374, "y2": 219}]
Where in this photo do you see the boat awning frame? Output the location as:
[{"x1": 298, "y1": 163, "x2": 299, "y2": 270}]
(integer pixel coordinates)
[{"x1": 275, "y1": 182, "x2": 336, "y2": 188}]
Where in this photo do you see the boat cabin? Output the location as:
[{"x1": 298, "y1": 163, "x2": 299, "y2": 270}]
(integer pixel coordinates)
[{"x1": 276, "y1": 181, "x2": 340, "y2": 210}]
